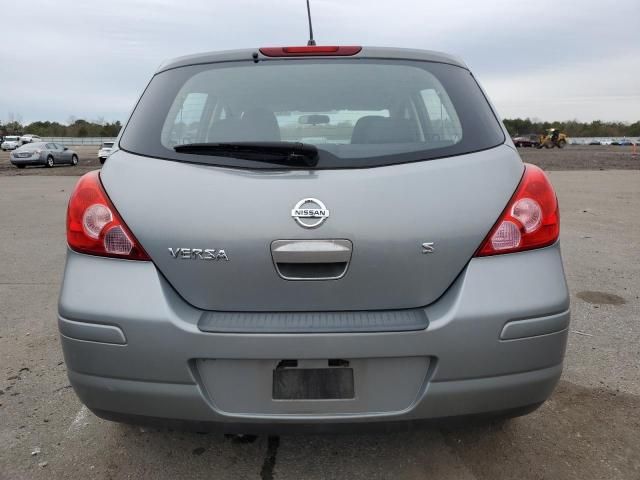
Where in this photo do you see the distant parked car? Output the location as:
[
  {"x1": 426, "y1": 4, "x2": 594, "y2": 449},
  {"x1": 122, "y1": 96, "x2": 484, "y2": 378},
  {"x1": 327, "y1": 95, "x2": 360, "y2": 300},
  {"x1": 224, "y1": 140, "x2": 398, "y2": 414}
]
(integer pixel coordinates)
[
  {"x1": 9, "y1": 142, "x2": 78, "y2": 169},
  {"x1": 588, "y1": 140, "x2": 602, "y2": 145},
  {"x1": 98, "y1": 142, "x2": 115, "y2": 164},
  {"x1": 1, "y1": 135, "x2": 22, "y2": 151},
  {"x1": 20, "y1": 134, "x2": 42, "y2": 145},
  {"x1": 618, "y1": 139, "x2": 633, "y2": 146},
  {"x1": 512, "y1": 134, "x2": 540, "y2": 148}
]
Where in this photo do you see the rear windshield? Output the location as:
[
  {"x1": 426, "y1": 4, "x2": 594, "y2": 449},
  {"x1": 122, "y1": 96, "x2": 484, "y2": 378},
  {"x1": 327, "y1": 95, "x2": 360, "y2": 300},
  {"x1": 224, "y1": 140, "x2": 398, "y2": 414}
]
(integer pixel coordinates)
[
  {"x1": 20, "y1": 142, "x2": 46, "y2": 150},
  {"x1": 120, "y1": 58, "x2": 505, "y2": 169}
]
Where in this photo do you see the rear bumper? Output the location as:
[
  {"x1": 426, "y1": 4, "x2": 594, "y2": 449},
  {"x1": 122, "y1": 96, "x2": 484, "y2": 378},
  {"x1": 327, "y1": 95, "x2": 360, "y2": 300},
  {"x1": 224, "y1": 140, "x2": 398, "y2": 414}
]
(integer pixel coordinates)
[
  {"x1": 58, "y1": 243, "x2": 570, "y2": 430},
  {"x1": 10, "y1": 157, "x2": 43, "y2": 165},
  {"x1": 68, "y1": 364, "x2": 560, "y2": 433}
]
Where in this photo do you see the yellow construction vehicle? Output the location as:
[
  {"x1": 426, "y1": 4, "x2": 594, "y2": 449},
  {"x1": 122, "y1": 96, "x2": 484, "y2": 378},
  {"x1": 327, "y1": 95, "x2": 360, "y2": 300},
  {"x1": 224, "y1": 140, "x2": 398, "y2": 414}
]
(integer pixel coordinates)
[{"x1": 537, "y1": 128, "x2": 568, "y2": 148}]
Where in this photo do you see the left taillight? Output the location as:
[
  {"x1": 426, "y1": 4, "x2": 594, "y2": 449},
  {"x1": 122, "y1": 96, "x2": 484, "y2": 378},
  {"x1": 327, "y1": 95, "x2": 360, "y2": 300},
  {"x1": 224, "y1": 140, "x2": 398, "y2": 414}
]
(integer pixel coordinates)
[{"x1": 66, "y1": 171, "x2": 150, "y2": 260}]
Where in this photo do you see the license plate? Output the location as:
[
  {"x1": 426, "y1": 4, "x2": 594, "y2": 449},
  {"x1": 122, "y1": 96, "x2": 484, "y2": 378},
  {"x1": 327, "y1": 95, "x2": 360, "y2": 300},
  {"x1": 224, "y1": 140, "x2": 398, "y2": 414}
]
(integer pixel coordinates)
[{"x1": 272, "y1": 368, "x2": 355, "y2": 400}]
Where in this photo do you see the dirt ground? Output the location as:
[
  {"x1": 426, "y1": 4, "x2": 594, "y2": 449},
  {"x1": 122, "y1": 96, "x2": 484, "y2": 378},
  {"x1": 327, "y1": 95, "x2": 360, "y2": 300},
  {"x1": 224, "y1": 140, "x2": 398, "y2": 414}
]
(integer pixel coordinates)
[
  {"x1": 0, "y1": 146, "x2": 99, "y2": 177},
  {"x1": 0, "y1": 144, "x2": 638, "y2": 176},
  {"x1": 518, "y1": 144, "x2": 640, "y2": 170}
]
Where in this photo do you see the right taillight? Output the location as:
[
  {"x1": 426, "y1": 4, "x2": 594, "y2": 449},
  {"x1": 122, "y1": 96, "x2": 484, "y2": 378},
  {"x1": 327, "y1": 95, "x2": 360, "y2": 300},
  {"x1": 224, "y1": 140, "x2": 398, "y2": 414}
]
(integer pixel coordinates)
[
  {"x1": 66, "y1": 171, "x2": 150, "y2": 260},
  {"x1": 475, "y1": 163, "x2": 559, "y2": 256}
]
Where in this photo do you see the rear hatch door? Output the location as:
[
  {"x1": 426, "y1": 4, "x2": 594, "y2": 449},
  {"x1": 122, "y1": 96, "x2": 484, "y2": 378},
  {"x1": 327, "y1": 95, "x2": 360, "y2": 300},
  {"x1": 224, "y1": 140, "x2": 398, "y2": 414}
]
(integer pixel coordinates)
[{"x1": 101, "y1": 146, "x2": 522, "y2": 311}]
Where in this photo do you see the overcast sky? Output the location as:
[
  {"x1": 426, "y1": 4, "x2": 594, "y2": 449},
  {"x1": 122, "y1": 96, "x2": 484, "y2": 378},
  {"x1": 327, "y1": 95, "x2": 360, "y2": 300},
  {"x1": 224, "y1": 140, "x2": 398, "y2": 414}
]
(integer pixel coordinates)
[{"x1": 1, "y1": 0, "x2": 638, "y2": 124}]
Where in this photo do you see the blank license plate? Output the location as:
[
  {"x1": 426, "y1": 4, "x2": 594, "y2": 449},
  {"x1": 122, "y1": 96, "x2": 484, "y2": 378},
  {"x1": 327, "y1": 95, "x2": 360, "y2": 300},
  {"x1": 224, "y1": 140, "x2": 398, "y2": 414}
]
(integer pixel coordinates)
[{"x1": 273, "y1": 368, "x2": 355, "y2": 400}]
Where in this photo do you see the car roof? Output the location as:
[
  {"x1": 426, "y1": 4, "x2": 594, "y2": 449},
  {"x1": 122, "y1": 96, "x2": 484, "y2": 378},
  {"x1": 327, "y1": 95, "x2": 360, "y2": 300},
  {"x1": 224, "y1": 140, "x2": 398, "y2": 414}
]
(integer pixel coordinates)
[{"x1": 157, "y1": 46, "x2": 468, "y2": 73}]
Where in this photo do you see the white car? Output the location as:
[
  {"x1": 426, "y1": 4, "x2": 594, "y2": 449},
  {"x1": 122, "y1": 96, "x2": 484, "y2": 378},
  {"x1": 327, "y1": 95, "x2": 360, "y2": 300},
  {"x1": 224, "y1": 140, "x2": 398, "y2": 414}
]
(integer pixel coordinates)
[
  {"x1": 1, "y1": 136, "x2": 21, "y2": 151},
  {"x1": 98, "y1": 142, "x2": 115, "y2": 164},
  {"x1": 20, "y1": 134, "x2": 42, "y2": 145}
]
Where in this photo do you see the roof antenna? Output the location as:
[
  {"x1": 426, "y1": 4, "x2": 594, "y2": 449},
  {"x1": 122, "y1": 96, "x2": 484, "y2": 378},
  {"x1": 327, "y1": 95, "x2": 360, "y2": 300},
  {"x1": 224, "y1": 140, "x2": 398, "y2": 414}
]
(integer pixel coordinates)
[{"x1": 306, "y1": 0, "x2": 316, "y2": 45}]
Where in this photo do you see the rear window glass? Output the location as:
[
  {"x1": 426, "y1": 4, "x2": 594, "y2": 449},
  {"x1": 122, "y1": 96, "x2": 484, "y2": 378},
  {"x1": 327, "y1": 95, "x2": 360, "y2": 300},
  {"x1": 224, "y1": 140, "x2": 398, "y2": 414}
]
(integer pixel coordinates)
[
  {"x1": 20, "y1": 142, "x2": 46, "y2": 150},
  {"x1": 121, "y1": 59, "x2": 504, "y2": 169}
]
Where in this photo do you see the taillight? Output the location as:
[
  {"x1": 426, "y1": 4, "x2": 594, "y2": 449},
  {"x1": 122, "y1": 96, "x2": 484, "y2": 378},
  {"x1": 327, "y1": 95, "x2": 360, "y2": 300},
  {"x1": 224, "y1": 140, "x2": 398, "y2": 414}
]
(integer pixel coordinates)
[
  {"x1": 475, "y1": 164, "x2": 559, "y2": 256},
  {"x1": 66, "y1": 171, "x2": 150, "y2": 260},
  {"x1": 259, "y1": 46, "x2": 362, "y2": 57}
]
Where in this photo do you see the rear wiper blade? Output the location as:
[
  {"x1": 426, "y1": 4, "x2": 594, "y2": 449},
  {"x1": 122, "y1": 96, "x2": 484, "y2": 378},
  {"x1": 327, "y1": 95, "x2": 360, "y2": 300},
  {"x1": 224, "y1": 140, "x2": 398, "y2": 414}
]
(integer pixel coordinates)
[{"x1": 174, "y1": 141, "x2": 319, "y2": 167}]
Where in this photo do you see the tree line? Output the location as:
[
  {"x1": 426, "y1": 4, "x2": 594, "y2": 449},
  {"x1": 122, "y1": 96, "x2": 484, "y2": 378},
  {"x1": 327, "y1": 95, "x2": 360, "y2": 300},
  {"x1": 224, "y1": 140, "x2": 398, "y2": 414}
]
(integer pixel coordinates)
[
  {"x1": 2, "y1": 117, "x2": 639, "y2": 139},
  {"x1": 503, "y1": 119, "x2": 640, "y2": 137},
  {"x1": 0, "y1": 119, "x2": 122, "y2": 137}
]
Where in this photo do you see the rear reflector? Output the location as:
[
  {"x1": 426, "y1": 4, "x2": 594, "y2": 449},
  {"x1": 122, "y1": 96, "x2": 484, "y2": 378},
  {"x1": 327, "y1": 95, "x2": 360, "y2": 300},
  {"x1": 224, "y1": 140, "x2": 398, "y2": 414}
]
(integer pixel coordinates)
[
  {"x1": 67, "y1": 171, "x2": 150, "y2": 260},
  {"x1": 259, "y1": 46, "x2": 362, "y2": 57},
  {"x1": 475, "y1": 164, "x2": 559, "y2": 256}
]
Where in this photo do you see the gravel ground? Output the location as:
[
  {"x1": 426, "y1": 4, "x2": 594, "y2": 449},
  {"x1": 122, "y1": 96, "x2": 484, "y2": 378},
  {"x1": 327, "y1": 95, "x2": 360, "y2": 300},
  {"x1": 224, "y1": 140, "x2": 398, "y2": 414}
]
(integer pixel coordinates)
[
  {"x1": 0, "y1": 144, "x2": 638, "y2": 177},
  {"x1": 519, "y1": 144, "x2": 640, "y2": 170},
  {"x1": 0, "y1": 163, "x2": 639, "y2": 478}
]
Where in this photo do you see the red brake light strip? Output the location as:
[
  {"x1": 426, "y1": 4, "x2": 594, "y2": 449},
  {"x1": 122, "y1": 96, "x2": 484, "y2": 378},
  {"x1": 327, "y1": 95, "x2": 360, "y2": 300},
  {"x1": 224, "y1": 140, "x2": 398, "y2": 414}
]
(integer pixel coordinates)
[{"x1": 259, "y1": 46, "x2": 362, "y2": 57}]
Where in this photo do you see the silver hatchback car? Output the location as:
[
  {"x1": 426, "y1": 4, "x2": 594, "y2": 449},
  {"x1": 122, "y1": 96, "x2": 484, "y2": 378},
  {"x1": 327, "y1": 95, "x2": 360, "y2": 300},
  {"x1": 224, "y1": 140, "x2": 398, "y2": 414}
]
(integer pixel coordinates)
[{"x1": 58, "y1": 46, "x2": 569, "y2": 432}]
